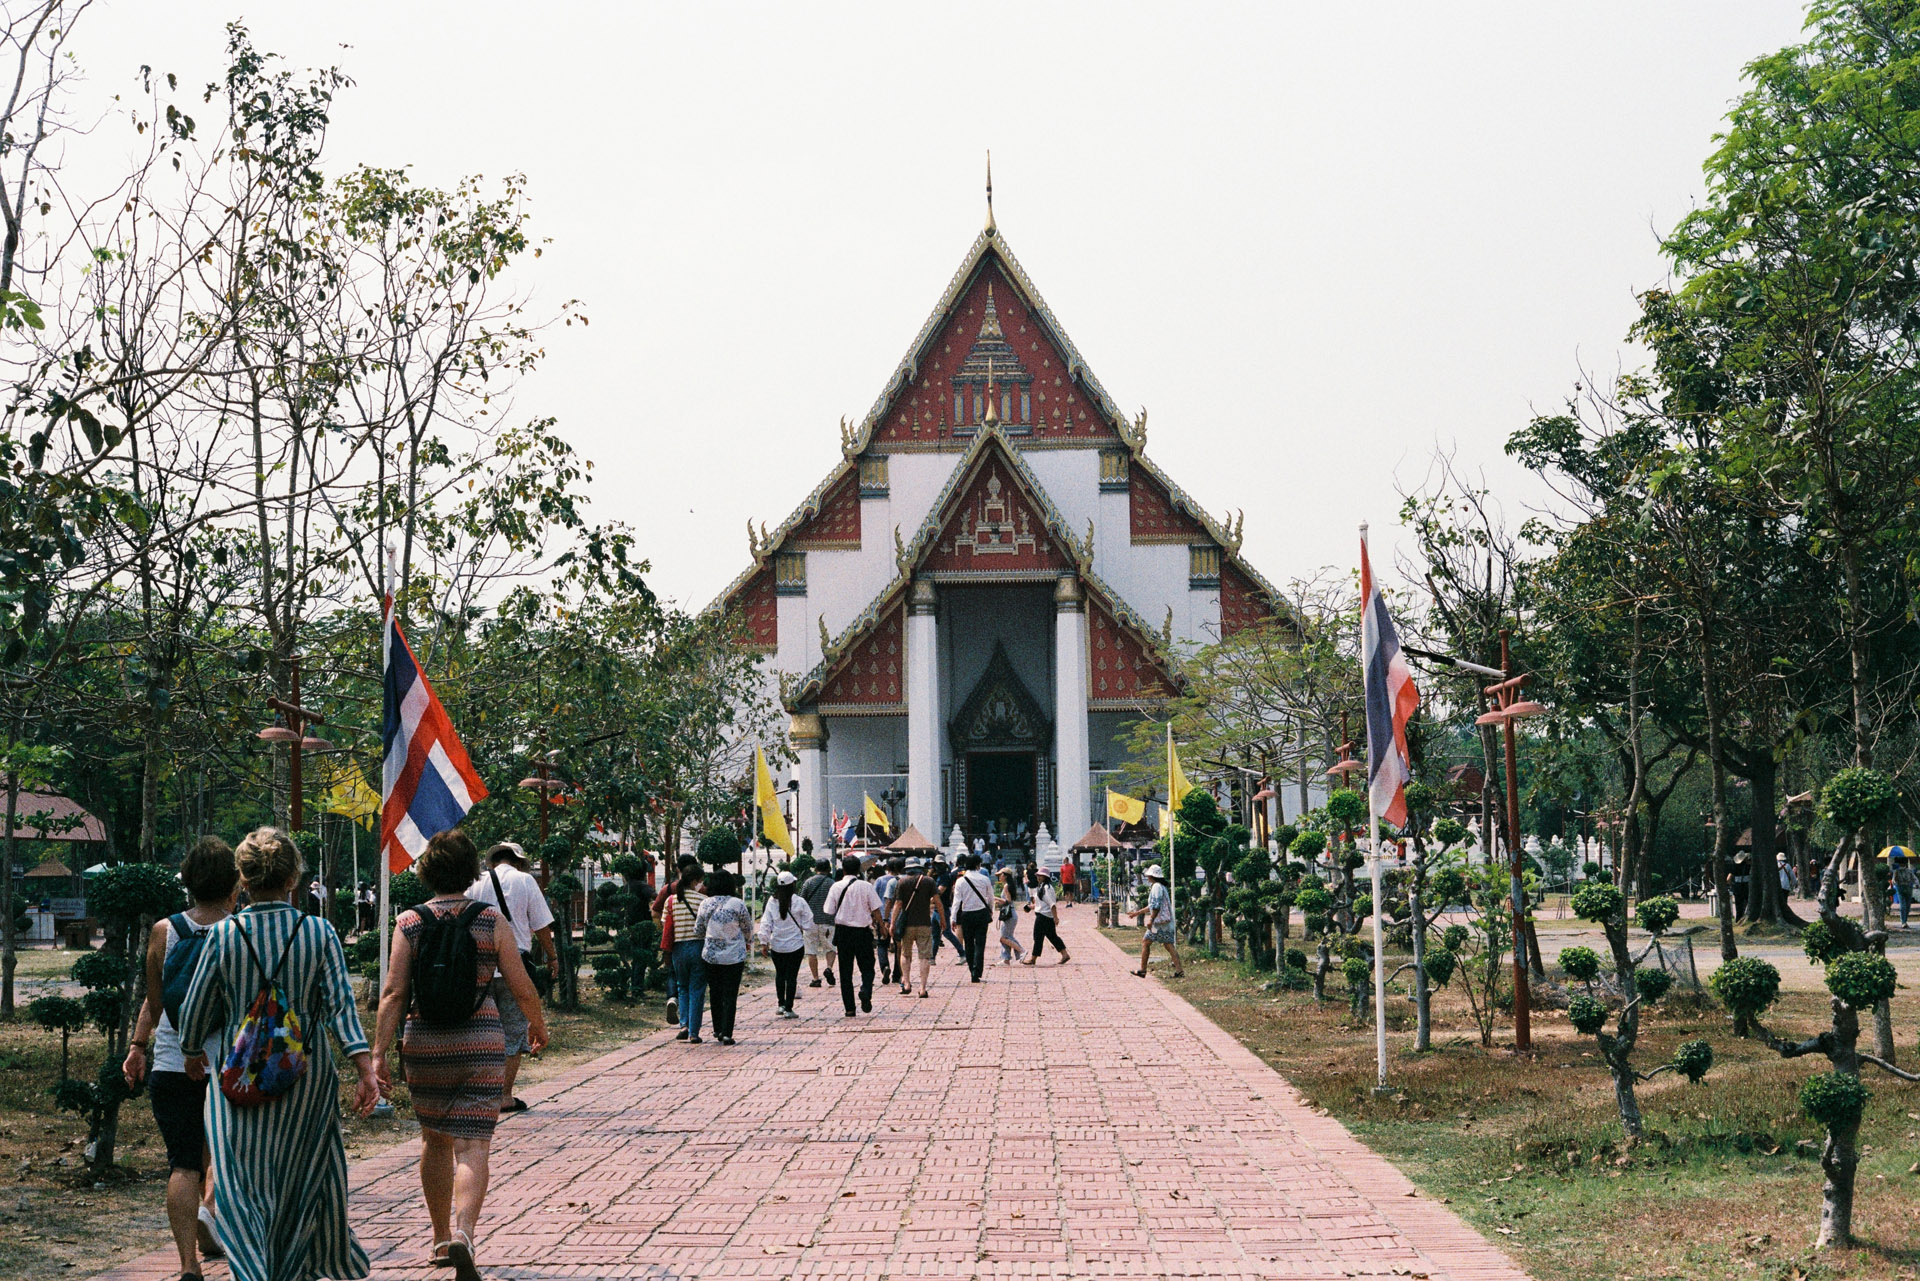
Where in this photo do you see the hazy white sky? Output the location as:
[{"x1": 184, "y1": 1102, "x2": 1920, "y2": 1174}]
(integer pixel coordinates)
[{"x1": 72, "y1": 2, "x2": 1811, "y2": 609}]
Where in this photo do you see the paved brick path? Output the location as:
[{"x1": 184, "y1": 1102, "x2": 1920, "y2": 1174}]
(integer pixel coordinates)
[{"x1": 98, "y1": 910, "x2": 1529, "y2": 1280}]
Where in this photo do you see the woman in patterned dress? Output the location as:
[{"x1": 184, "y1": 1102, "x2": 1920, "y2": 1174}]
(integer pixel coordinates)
[
  {"x1": 179, "y1": 828, "x2": 379, "y2": 1281},
  {"x1": 373, "y1": 829, "x2": 548, "y2": 1281}
]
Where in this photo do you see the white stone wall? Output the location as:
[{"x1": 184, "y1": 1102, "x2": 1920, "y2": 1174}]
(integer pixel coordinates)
[{"x1": 821, "y1": 713, "x2": 908, "y2": 828}]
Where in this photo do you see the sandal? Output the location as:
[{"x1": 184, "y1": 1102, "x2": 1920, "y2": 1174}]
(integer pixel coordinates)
[
  {"x1": 429, "y1": 1239, "x2": 453, "y2": 1267},
  {"x1": 447, "y1": 1229, "x2": 481, "y2": 1281},
  {"x1": 500, "y1": 1097, "x2": 530, "y2": 1114},
  {"x1": 1131, "y1": 969, "x2": 1147, "y2": 977}
]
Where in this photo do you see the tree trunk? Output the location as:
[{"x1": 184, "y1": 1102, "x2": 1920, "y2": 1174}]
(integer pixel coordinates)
[
  {"x1": 1409, "y1": 870, "x2": 1431, "y2": 1052},
  {"x1": 2, "y1": 767, "x2": 16, "y2": 1017},
  {"x1": 1312, "y1": 939, "x2": 1330, "y2": 1001},
  {"x1": 1697, "y1": 641, "x2": 1737, "y2": 961},
  {"x1": 1744, "y1": 756, "x2": 1795, "y2": 925},
  {"x1": 1816, "y1": 1120, "x2": 1860, "y2": 1249}
]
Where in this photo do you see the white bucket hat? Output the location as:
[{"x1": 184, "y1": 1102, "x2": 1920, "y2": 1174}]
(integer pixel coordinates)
[{"x1": 1145, "y1": 864, "x2": 1166, "y2": 881}]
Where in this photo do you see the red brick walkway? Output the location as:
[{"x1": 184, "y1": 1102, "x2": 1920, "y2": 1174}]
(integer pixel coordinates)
[{"x1": 97, "y1": 910, "x2": 1530, "y2": 1280}]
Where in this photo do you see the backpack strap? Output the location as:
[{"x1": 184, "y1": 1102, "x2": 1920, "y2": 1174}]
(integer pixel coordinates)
[
  {"x1": 488, "y1": 868, "x2": 513, "y2": 922},
  {"x1": 168, "y1": 912, "x2": 193, "y2": 943}
]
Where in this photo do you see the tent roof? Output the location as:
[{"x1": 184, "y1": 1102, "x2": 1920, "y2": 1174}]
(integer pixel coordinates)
[
  {"x1": 4, "y1": 792, "x2": 106, "y2": 843},
  {"x1": 887, "y1": 825, "x2": 939, "y2": 852},
  {"x1": 24, "y1": 858, "x2": 76, "y2": 878},
  {"x1": 1071, "y1": 824, "x2": 1120, "y2": 851}
]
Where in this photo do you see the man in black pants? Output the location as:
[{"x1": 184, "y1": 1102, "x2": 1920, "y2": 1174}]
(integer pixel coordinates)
[
  {"x1": 948, "y1": 852, "x2": 997, "y2": 981},
  {"x1": 823, "y1": 855, "x2": 887, "y2": 1015}
]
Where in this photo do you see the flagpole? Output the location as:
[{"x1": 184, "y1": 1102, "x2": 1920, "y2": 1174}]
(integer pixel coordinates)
[
  {"x1": 1166, "y1": 721, "x2": 1177, "y2": 942},
  {"x1": 1362, "y1": 521, "x2": 1389, "y2": 1094}
]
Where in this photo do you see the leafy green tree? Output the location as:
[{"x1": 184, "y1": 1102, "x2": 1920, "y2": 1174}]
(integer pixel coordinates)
[{"x1": 28, "y1": 994, "x2": 86, "y2": 1080}]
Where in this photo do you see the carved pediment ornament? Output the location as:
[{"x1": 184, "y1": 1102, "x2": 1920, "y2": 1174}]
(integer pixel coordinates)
[{"x1": 948, "y1": 641, "x2": 1051, "y2": 752}]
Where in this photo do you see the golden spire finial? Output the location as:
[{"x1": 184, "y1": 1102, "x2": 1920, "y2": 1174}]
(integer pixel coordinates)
[
  {"x1": 983, "y1": 357, "x2": 1000, "y2": 427},
  {"x1": 978, "y1": 281, "x2": 1003, "y2": 341},
  {"x1": 984, "y1": 150, "x2": 995, "y2": 233}
]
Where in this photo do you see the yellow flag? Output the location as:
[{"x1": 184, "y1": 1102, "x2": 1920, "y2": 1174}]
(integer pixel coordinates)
[
  {"x1": 321, "y1": 762, "x2": 380, "y2": 829},
  {"x1": 1166, "y1": 723, "x2": 1192, "y2": 838},
  {"x1": 863, "y1": 792, "x2": 892, "y2": 836},
  {"x1": 1107, "y1": 788, "x2": 1146, "y2": 826},
  {"x1": 754, "y1": 747, "x2": 795, "y2": 858}
]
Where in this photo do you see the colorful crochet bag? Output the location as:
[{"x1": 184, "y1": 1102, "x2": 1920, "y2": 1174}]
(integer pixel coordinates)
[{"x1": 219, "y1": 916, "x2": 308, "y2": 1107}]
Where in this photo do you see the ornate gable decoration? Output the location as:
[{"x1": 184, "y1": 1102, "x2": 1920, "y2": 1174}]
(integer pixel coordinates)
[
  {"x1": 1219, "y1": 562, "x2": 1276, "y2": 638},
  {"x1": 817, "y1": 601, "x2": 904, "y2": 710},
  {"x1": 949, "y1": 641, "x2": 1051, "y2": 751},
  {"x1": 924, "y1": 456, "x2": 1070, "y2": 575},
  {"x1": 1130, "y1": 467, "x2": 1208, "y2": 544},
  {"x1": 734, "y1": 569, "x2": 778, "y2": 653},
  {"x1": 1088, "y1": 592, "x2": 1174, "y2": 706},
  {"x1": 789, "y1": 470, "x2": 861, "y2": 549}
]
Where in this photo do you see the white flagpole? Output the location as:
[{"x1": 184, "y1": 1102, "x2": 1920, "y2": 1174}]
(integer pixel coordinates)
[
  {"x1": 1165, "y1": 721, "x2": 1177, "y2": 943},
  {"x1": 1363, "y1": 521, "x2": 1389, "y2": 1093},
  {"x1": 377, "y1": 558, "x2": 395, "y2": 1007}
]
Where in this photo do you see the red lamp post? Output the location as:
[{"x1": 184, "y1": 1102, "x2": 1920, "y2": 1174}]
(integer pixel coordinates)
[
  {"x1": 258, "y1": 653, "x2": 332, "y2": 831},
  {"x1": 1472, "y1": 629, "x2": 1545, "y2": 1054}
]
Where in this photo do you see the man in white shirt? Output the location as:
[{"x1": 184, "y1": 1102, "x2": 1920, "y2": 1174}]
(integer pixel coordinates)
[
  {"x1": 469, "y1": 842, "x2": 557, "y2": 1112},
  {"x1": 948, "y1": 853, "x2": 996, "y2": 981},
  {"x1": 823, "y1": 855, "x2": 887, "y2": 1016}
]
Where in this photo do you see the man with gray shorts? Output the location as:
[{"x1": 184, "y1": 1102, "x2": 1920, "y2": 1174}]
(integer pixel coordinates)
[
  {"x1": 800, "y1": 856, "x2": 838, "y2": 987},
  {"x1": 467, "y1": 841, "x2": 556, "y2": 1113}
]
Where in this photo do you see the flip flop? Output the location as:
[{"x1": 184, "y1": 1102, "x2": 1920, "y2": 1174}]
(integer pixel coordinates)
[{"x1": 500, "y1": 1097, "x2": 530, "y2": 1114}]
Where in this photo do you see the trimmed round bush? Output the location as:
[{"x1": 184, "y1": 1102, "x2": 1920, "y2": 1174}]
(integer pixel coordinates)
[
  {"x1": 1671, "y1": 1038, "x2": 1713, "y2": 1084},
  {"x1": 1634, "y1": 895, "x2": 1680, "y2": 935},
  {"x1": 1326, "y1": 789, "x2": 1368, "y2": 832},
  {"x1": 1801, "y1": 918, "x2": 1840, "y2": 965},
  {"x1": 1350, "y1": 893, "x2": 1373, "y2": 921},
  {"x1": 1341, "y1": 955, "x2": 1372, "y2": 989},
  {"x1": 1568, "y1": 994, "x2": 1609, "y2": 1035},
  {"x1": 389, "y1": 869, "x2": 428, "y2": 910},
  {"x1": 1799, "y1": 1071, "x2": 1869, "y2": 1130},
  {"x1": 1423, "y1": 948, "x2": 1456, "y2": 988},
  {"x1": 1431, "y1": 817, "x2": 1469, "y2": 850},
  {"x1": 1289, "y1": 829, "x2": 1327, "y2": 861},
  {"x1": 1571, "y1": 881, "x2": 1625, "y2": 924},
  {"x1": 696, "y1": 827, "x2": 741, "y2": 868},
  {"x1": 1818, "y1": 768, "x2": 1897, "y2": 833},
  {"x1": 1442, "y1": 924, "x2": 1470, "y2": 952},
  {"x1": 1559, "y1": 945, "x2": 1601, "y2": 983},
  {"x1": 1284, "y1": 948, "x2": 1308, "y2": 972},
  {"x1": 1633, "y1": 966, "x2": 1673, "y2": 1003},
  {"x1": 1581, "y1": 861, "x2": 1602, "y2": 878},
  {"x1": 1825, "y1": 952, "x2": 1897, "y2": 1011},
  {"x1": 1709, "y1": 956, "x2": 1782, "y2": 1034},
  {"x1": 1293, "y1": 884, "x2": 1333, "y2": 915}
]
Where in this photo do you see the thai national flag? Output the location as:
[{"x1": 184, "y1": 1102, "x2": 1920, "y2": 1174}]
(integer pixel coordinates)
[
  {"x1": 381, "y1": 596, "x2": 488, "y2": 872},
  {"x1": 1361, "y1": 536, "x2": 1419, "y2": 828}
]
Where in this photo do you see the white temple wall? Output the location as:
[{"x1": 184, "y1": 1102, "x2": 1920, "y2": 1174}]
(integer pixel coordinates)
[{"x1": 822, "y1": 713, "x2": 908, "y2": 827}]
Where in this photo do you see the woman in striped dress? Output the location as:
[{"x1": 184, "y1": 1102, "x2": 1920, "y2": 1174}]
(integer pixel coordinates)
[
  {"x1": 179, "y1": 828, "x2": 379, "y2": 1281},
  {"x1": 373, "y1": 829, "x2": 548, "y2": 1281}
]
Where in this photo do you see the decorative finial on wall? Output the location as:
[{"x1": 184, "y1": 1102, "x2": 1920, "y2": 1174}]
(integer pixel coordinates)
[
  {"x1": 984, "y1": 150, "x2": 995, "y2": 234},
  {"x1": 818, "y1": 614, "x2": 831, "y2": 653},
  {"x1": 894, "y1": 524, "x2": 907, "y2": 568},
  {"x1": 1130, "y1": 407, "x2": 1149, "y2": 449},
  {"x1": 1084, "y1": 517, "x2": 1096, "y2": 560},
  {"x1": 1162, "y1": 606, "x2": 1174, "y2": 647}
]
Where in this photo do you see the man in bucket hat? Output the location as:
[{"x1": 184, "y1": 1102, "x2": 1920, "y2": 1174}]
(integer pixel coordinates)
[{"x1": 1126, "y1": 864, "x2": 1183, "y2": 979}]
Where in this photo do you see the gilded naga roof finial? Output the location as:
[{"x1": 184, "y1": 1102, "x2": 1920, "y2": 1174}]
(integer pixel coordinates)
[
  {"x1": 984, "y1": 150, "x2": 995, "y2": 234},
  {"x1": 983, "y1": 357, "x2": 1000, "y2": 427}
]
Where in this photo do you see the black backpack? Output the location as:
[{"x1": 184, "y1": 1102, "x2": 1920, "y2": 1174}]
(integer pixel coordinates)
[{"x1": 409, "y1": 901, "x2": 488, "y2": 1027}]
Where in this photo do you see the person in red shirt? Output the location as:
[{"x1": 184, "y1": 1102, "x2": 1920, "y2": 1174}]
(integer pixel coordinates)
[{"x1": 1059, "y1": 856, "x2": 1078, "y2": 904}]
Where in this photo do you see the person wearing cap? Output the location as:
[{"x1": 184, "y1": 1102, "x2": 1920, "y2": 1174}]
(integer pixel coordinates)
[
  {"x1": 1021, "y1": 868, "x2": 1070, "y2": 965},
  {"x1": 756, "y1": 871, "x2": 815, "y2": 1017},
  {"x1": 799, "y1": 856, "x2": 838, "y2": 989},
  {"x1": 888, "y1": 858, "x2": 946, "y2": 998},
  {"x1": 467, "y1": 841, "x2": 557, "y2": 1113},
  {"x1": 1126, "y1": 864, "x2": 1183, "y2": 978}
]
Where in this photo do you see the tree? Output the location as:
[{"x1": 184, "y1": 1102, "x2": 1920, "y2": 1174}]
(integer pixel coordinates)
[{"x1": 27, "y1": 993, "x2": 85, "y2": 1079}]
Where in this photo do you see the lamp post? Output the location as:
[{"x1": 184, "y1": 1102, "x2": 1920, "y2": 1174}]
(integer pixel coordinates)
[
  {"x1": 517, "y1": 743, "x2": 563, "y2": 881},
  {"x1": 1472, "y1": 629, "x2": 1545, "y2": 1054},
  {"x1": 257, "y1": 653, "x2": 333, "y2": 832}
]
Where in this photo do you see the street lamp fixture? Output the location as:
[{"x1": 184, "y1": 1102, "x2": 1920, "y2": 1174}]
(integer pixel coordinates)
[
  {"x1": 1480, "y1": 630, "x2": 1546, "y2": 1055},
  {"x1": 257, "y1": 654, "x2": 327, "y2": 831}
]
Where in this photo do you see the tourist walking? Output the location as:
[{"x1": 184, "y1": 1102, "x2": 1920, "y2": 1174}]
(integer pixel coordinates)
[
  {"x1": 799, "y1": 856, "x2": 838, "y2": 989},
  {"x1": 177, "y1": 827, "x2": 379, "y2": 1281},
  {"x1": 994, "y1": 867, "x2": 1028, "y2": 964},
  {"x1": 659, "y1": 858, "x2": 709, "y2": 1042},
  {"x1": 824, "y1": 855, "x2": 887, "y2": 1015},
  {"x1": 889, "y1": 859, "x2": 946, "y2": 997},
  {"x1": 1128, "y1": 863, "x2": 1184, "y2": 978},
  {"x1": 757, "y1": 871, "x2": 814, "y2": 1017},
  {"x1": 931, "y1": 857, "x2": 967, "y2": 963},
  {"x1": 874, "y1": 858, "x2": 901, "y2": 985},
  {"x1": 693, "y1": 870, "x2": 754, "y2": 1044},
  {"x1": 1059, "y1": 856, "x2": 1078, "y2": 905},
  {"x1": 949, "y1": 853, "x2": 995, "y2": 981},
  {"x1": 1022, "y1": 869, "x2": 1070, "y2": 965},
  {"x1": 466, "y1": 841, "x2": 557, "y2": 1113},
  {"x1": 373, "y1": 828, "x2": 549, "y2": 1281},
  {"x1": 124, "y1": 836, "x2": 238, "y2": 1281},
  {"x1": 1893, "y1": 849, "x2": 1915, "y2": 929}
]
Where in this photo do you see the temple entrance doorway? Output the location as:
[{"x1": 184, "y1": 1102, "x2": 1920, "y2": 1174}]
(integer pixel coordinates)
[{"x1": 966, "y1": 750, "x2": 1037, "y2": 849}]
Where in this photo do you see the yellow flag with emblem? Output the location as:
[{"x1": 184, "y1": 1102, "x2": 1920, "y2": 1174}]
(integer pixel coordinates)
[
  {"x1": 863, "y1": 792, "x2": 892, "y2": 836},
  {"x1": 321, "y1": 762, "x2": 381, "y2": 829},
  {"x1": 1107, "y1": 788, "x2": 1146, "y2": 827},
  {"x1": 1165, "y1": 722, "x2": 1192, "y2": 838},
  {"x1": 754, "y1": 747, "x2": 795, "y2": 858}
]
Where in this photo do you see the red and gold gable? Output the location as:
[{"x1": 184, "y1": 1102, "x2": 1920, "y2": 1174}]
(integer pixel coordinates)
[
  {"x1": 1130, "y1": 469, "x2": 1207, "y2": 544},
  {"x1": 870, "y1": 261, "x2": 1118, "y2": 447},
  {"x1": 923, "y1": 459, "x2": 1070, "y2": 574},
  {"x1": 788, "y1": 470, "x2": 861, "y2": 550},
  {"x1": 732, "y1": 569, "x2": 778, "y2": 652},
  {"x1": 1219, "y1": 563, "x2": 1277, "y2": 639},
  {"x1": 1087, "y1": 593, "x2": 1173, "y2": 704},
  {"x1": 819, "y1": 603, "x2": 904, "y2": 707}
]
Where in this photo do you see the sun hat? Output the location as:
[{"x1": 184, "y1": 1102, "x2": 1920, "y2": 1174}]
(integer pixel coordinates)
[
  {"x1": 776, "y1": 870, "x2": 797, "y2": 886},
  {"x1": 1145, "y1": 864, "x2": 1166, "y2": 881}
]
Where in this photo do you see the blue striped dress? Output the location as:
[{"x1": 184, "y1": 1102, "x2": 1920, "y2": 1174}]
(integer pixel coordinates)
[{"x1": 179, "y1": 901, "x2": 370, "y2": 1281}]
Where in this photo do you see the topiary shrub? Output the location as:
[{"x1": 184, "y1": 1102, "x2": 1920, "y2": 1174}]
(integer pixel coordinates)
[
  {"x1": 1341, "y1": 954, "x2": 1372, "y2": 1018},
  {"x1": 1571, "y1": 881, "x2": 1625, "y2": 923},
  {"x1": 1293, "y1": 884, "x2": 1332, "y2": 916},
  {"x1": 1423, "y1": 947, "x2": 1456, "y2": 988},
  {"x1": 1671, "y1": 1038, "x2": 1713, "y2": 1083},
  {"x1": 1799, "y1": 1071, "x2": 1869, "y2": 1131},
  {"x1": 1289, "y1": 830, "x2": 1327, "y2": 863},
  {"x1": 1818, "y1": 768, "x2": 1897, "y2": 834},
  {"x1": 1442, "y1": 923, "x2": 1469, "y2": 952},
  {"x1": 1710, "y1": 956, "x2": 1782, "y2": 1037},
  {"x1": 1635, "y1": 895, "x2": 1680, "y2": 935},
  {"x1": 1568, "y1": 994, "x2": 1609, "y2": 1035},
  {"x1": 696, "y1": 827, "x2": 741, "y2": 868},
  {"x1": 1431, "y1": 817, "x2": 1469, "y2": 850},
  {"x1": 1325, "y1": 790, "x2": 1367, "y2": 832},
  {"x1": 1801, "y1": 918, "x2": 1841, "y2": 965},
  {"x1": 1581, "y1": 860, "x2": 1602, "y2": 878},
  {"x1": 388, "y1": 870, "x2": 428, "y2": 911},
  {"x1": 1285, "y1": 948, "x2": 1308, "y2": 972},
  {"x1": 28, "y1": 995, "x2": 88, "y2": 1081},
  {"x1": 1559, "y1": 945, "x2": 1601, "y2": 985},
  {"x1": 1633, "y1": 966, "x2": 1673, "y2": 1003},
  {"x1": 1824, "y1": 953, "x2": 1896, "y2": 1012}
]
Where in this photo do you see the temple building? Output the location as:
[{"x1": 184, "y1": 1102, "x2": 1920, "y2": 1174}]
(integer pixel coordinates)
[{"x1": 711, "y1": 206, "x2": 1286, "y2": 854}]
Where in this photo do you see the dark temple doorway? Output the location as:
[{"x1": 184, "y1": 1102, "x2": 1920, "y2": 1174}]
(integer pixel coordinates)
[{"x1": 967, "y1": 750, "x2": 1036, "y2": 844}]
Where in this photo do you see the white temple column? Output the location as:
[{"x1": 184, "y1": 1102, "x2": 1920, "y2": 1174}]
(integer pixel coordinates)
[
  {"x1": 789, "y1": 712, "x2": 828, "y2": 857},
  {"x1": 906, "y1": 578, "x2": 942, "y2": 836},
  {"x1": 1053, "y1": 575, "x2": 1091, "y2": 838}
]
